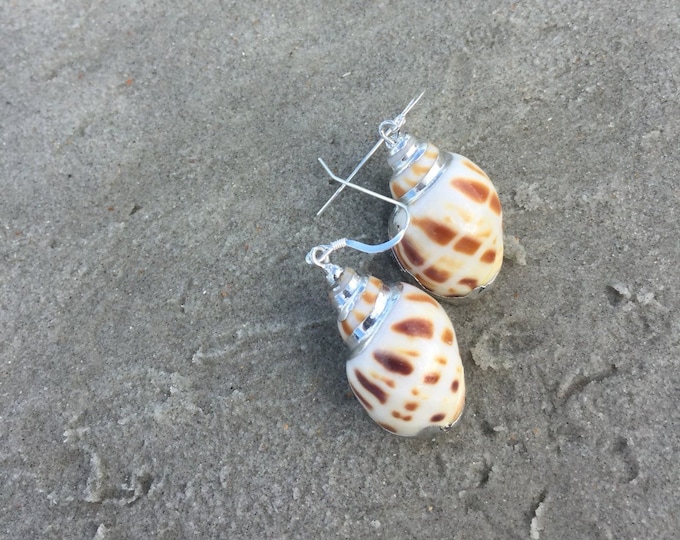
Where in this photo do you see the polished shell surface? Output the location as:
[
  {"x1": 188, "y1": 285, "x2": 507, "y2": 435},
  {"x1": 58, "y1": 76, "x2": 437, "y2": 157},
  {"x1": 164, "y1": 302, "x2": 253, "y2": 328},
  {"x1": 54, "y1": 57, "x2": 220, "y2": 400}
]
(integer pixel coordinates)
[
  {"x1": 345, "y1": 283, "x2": 465, "y2": 437},
  {"x1": 389, "y1": 143, "x2": 503, "y2": 298}
]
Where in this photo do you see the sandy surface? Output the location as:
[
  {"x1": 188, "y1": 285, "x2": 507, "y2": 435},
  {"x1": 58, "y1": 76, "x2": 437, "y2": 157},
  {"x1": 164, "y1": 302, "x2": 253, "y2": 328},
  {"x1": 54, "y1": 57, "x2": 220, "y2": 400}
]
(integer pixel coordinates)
[{"x1": 1, "y1": 1, "x2": 678, "y2": 538}]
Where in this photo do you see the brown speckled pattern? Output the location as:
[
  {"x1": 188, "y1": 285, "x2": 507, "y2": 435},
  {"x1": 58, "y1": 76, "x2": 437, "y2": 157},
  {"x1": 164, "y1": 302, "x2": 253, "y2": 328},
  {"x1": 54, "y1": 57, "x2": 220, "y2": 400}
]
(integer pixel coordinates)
[
  {"x1": 345, "y1": 282, "x2": 465, "y2": 437},
  {"x1": 390, "y1": 150, "x2": 503, "y2": 298},
  {"x1": 337, "y1": 276, "x2": 383, "y2": 342}
]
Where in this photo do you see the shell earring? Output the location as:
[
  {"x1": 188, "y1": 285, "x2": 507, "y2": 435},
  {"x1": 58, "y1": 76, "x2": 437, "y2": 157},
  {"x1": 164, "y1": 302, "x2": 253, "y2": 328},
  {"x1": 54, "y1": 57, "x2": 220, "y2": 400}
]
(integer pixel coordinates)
[
  {"x1": 317, "y1": 92, "x2": 503, "y2": 302},
  {"x1": 306, "y1": 176, "x2": 465, "y2": 437}
]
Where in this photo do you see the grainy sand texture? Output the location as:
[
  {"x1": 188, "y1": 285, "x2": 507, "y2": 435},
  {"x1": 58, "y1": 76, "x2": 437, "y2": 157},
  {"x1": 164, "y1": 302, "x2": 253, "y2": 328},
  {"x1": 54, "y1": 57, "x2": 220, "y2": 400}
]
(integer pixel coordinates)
[{"x1": 1, "y1": 1, "x2": 678, "y2": 538}]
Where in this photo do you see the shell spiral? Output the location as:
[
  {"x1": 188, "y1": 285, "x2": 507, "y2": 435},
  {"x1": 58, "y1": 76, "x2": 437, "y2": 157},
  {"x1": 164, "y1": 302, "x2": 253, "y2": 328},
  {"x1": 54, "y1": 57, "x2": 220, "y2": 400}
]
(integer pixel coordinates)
[
  {"x1": 387, "y1": 134, "x2": 503, "y2": 299},
  {"x1": 328, "y1": 267, "x2": 465, "y2": 437}
]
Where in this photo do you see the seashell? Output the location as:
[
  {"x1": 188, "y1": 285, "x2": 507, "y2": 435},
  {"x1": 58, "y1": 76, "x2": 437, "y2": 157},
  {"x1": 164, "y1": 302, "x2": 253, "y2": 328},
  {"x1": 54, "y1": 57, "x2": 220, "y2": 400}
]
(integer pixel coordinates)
[
  {"x1": 327, "y1": 265, "x2": 465, "y2": 437},
  {"x1": 386, "y1": 133, "x2": 503, "y2": 300}
]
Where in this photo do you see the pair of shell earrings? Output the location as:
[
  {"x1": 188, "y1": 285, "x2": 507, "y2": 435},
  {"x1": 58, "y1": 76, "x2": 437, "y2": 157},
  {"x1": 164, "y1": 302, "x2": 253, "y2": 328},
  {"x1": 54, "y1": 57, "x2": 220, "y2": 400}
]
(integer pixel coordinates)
[{"x1": 306, "y1": 93, "x2": 503, "y2": 437}]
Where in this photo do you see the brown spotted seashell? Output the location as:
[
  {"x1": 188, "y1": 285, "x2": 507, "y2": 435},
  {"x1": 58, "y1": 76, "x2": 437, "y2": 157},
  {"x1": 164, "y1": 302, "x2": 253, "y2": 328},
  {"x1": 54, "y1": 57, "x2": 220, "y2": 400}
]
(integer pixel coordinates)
[
  {"x1": 387, "y1": 134, "x2": 503, "y2": 300},
  {"x1": 327, "y1": 266, "x2": 465, "y2": 437}
]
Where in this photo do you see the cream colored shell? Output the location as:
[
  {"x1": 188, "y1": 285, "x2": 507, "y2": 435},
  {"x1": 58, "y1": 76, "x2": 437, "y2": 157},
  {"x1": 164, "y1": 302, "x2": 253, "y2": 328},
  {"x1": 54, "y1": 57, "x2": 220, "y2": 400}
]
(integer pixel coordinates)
[
  {"x1": 389, "y1": 141, "x2": 503, "y2": 298},
  {"x1": 344, "y1": 282, "x2": 465, "y2": 437}
]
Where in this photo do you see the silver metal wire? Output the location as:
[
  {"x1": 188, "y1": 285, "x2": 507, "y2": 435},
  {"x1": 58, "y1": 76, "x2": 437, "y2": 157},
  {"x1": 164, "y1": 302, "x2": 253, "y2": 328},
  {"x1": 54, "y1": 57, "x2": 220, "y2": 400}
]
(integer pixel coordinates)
[
  {"x1": 305, "y1": 168, "x2": 412, "y2": 278},
  {"x1": 315, "y1": 159, "x2": 410, "y2": 254},
  {"x1": 315, "y1": 91, "x2": 425, "y2": 216}
]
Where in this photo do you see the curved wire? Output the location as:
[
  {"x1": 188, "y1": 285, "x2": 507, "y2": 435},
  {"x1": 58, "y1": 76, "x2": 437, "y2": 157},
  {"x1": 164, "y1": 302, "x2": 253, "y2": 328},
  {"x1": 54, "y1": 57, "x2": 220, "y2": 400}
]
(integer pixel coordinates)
[
  {"x1": 315, "y1": 91, "x2": 425, "y2": 216},
  {"x1": 316, "y1": 158, "x2": 410, "y2": 255}
]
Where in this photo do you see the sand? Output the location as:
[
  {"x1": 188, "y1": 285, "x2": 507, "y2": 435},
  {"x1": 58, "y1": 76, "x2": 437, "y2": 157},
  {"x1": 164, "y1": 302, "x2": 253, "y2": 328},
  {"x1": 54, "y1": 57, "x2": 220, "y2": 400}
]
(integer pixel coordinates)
[{"x1": 1, "y1": 1, "x2": 678, "y2": 538}]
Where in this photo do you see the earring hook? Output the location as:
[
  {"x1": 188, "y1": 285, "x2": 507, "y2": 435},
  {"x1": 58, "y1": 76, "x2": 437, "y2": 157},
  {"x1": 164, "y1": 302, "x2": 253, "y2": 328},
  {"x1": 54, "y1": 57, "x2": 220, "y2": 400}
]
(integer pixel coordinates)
[
  {"x1": 315, "y1": 91, "x2": 425, "y2": 217},
  {"x1": 306, "y1": 166, "x2": 411, "y2": 280},
  {"x1": 313, "y1": 162, "x2": 411, "y2": 255}
]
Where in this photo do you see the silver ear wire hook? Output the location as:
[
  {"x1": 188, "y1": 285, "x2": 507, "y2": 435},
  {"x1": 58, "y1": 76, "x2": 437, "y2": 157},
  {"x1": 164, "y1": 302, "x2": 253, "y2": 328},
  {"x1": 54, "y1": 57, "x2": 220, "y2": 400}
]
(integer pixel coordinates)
[
  {"x1": 309, "y1": 165, "x2": 411, "y2": 258},
  {"x1": 305, "y1": 240, "x2": 347, "y2": 284},
  {"x1": 316, "y1": 91, "x2": 425, "y2": 217},
  {"x1": 306, "y1": 168, "x2": 412, "y2": 278}
]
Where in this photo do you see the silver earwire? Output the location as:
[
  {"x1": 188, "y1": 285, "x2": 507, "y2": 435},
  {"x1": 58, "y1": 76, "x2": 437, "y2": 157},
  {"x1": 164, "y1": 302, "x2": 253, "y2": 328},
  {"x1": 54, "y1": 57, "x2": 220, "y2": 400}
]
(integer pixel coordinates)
[
  {"x1": 315, "y1": 91, "x2": 425, "y2": 216},
  {"x1": 305, "y1": 240, "x2": 347, "y2": 284},
  {"x1": 306, "y1": 171, "x2": 411, "y2": 279},
  {"x1": 317, "y1": 159, "x2": 411, "y2": 253}
]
